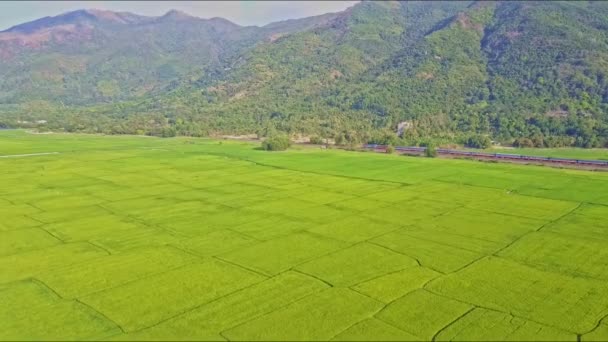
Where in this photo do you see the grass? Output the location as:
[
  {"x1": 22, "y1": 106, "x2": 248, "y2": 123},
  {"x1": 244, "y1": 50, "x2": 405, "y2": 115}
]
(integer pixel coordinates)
[{"x1": 1, "y1": 130, "x2": 608, "y2": 341}]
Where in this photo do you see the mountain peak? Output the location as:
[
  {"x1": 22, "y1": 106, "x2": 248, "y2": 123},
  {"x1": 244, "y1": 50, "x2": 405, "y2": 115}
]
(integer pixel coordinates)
[
  {"x1": 161, "y1": 9, "x2": 195, "y2": 20},
  {"x1": 2, "y1": 8, "x2": 147, "y2": 34},
  {"x1": 82, "y1": 9, "x2": 147, "y2": 24}
]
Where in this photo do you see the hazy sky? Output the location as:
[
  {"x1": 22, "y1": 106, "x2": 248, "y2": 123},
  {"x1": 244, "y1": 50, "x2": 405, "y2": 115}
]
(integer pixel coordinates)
[{"x1": 0, "y1": 1, "x2": 359, "y2": 30}]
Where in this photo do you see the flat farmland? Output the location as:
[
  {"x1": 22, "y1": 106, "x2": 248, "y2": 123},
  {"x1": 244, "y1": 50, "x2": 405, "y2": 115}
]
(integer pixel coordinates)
[{"x1": 1, "y1": 130, "x2": 608, "y2": 341}]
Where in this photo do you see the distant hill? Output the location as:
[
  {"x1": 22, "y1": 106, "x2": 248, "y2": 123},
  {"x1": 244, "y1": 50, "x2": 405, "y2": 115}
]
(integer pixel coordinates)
[
  {"x1": 1, "y1": 1, "x2": 607, "y2": 147},
  {"x1": 0, "y1": 8, "x2": 338, "y2": 104}
]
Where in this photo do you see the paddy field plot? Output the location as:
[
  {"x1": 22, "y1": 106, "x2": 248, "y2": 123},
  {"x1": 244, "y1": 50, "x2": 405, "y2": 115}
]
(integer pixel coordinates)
[{"x1": 1, "y1": 130, "x2": 608, "y2": 341}]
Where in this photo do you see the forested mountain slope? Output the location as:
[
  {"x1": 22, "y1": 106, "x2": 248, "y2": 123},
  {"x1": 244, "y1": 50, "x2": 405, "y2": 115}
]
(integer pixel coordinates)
[
  {"x1": 1, "y1": 1, "x2": 607, "y2": 147},
  {"x1": 0, "y1": 8, "x2": 337, "y2": 104}
]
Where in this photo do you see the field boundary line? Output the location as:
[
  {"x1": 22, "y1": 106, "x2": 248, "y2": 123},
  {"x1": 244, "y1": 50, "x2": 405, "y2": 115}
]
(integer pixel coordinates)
[
  {"x1": 188, "y1": 150, "x2": 415, "y2": 186},
  {"x1": 536, "y1": 202, "x2": 583, "y2": 232},
  {"x1": 223, "y1": 233, "x2": 362, "y2": 279},
  {"x1": 430, "y1": 204, "x2": 467, "y2": 219},
  {"x1": 327, "y1": 296, "x2": 410, "y2": 342},
  {"x1": 30, "y1": 278, "x2": 64, "y2": 299},
  {"x1": 86, "y1": 241, "x2": 113, "y2": 255},
  {"x1": 369, "y1": 287, "x2": 461, "y2": 341},
  {"x1": 0, "y1": 152, "x2": 60, "y2": 158},
  {"x1": 431, "y1": 307, "x2": 476, "y2": 341},
  {"x1": 346, "y1": 265, "x2": 420, "y2": 289},
  {"x1": 32, "y1": 224, "x2": 66, "y2": 244},
  {"x1": 216, "y1": 288, "x2": 334, "y2": 338},
  {"x1": 349, "y1": 280, "x2": 436, "y2": 315},
  {"x1": 130, "y1": 275, "x2": 316, "y2": 336},
  {"x1": 218, "y1": 331, "x2": 230, "y2": 341},
  {"x1": 422, "y1": 287, "x2": 580, "y2": 335},
  {"x1": 289, "y1": 269, "x2": 334, "y2": 288},
  {"x1": 495, "y1": 256, "x2": 608, "y2": 283},
  {"x1": 449, "y1": 255, "x2": 491, "y2": 275},
  {"x1": 75, "y1": 262, "x2": 271, "y2": 334},
  {"x1": 224, "y1": 228, "x2": 265, "y2": 243},
  {"x1": 212, "y1": 256, "x2": 271, "y2": 278},
  {"x1": 581, "y1": 314, "x2": 608, "y2": 337},
  {"x1": 491, "y1": 202, "x2": 583, "y2": 258},
  {"x1": 24, "y1": 201, "x2": 44, "y2": 213},
  {"x1": 74, "y1": 298, "x2": 126, "y2": 334},
  {"x1": 365, "y1": 240, "x2": 445, "y2": 275},
  {"x1": 217, "y1": 238, "x2": 388, "y2": 289},
  {"x1": 73, "y1": 262, "x2": 202, "y2": 299},
  {"x1": 94, "y1": 203, "x2": 195, "y2": 239},
  {"x1": 364, "y1": 242, "x2": 422, "y2": 268},
  {"x1": 0, "y1": 228, "x2": 66, "y2": 258},
  {"x1": 0, "y1": 196, "x2": 16, "y2": 205},
  {"x1": 164, "y1": 244, "x2": 211, "y2": 260},
  {"x1": 430, "y1": 178, "x2": 607, "y2": 206},
  {"x1": 461, "y1": 205, "x2": 556, "y2": 221},
  {"x1": 398, "y1": 229, "x2": 496, "y2": 255}
]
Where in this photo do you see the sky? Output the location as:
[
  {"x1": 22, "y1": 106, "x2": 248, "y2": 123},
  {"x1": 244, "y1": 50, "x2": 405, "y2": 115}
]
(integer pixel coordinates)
[{"x1": 0, "y1": 1, "x2": 359, "y2": 30}]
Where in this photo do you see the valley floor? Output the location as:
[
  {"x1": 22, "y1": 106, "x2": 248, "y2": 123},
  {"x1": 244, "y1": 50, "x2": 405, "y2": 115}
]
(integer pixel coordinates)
[{"x1": 1, "y1": 130, "x2": 608, "y2": 341}]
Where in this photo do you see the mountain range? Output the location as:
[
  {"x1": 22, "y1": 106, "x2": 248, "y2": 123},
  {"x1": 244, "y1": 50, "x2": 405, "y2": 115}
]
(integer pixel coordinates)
[{"x1": 1, "y1": 1, "x2": 607, "y2": 147}]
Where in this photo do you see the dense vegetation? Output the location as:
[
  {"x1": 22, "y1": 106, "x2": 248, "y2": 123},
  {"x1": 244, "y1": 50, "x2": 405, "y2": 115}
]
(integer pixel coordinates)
[
  {"x1": 1, "y1": 1, "x2": 608, "y2": 147},
  {"x1": 261, "y1": 135, "x2": 291, "y2": 151}
]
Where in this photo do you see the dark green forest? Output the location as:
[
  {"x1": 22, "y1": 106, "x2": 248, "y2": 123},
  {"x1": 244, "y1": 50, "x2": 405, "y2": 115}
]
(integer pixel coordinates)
[{"x1": 1, "y1": 1, "x2": 608, "y2": 147}]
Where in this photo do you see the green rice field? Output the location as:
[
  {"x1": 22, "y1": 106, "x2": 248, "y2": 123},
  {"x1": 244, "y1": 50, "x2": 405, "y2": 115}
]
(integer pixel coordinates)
[{"x1": 1, "y1": 130, "x2": 608, "y2": 341}]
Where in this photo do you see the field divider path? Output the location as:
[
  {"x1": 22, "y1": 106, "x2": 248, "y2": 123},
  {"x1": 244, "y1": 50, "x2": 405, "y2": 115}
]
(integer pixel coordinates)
[
  {"x1": 74, "y1": 298, "x2": 127, "y2": 334},
  {"x1": 399, "y1": 229, "x2": 497, "y2": 255},
  {"x1": 364, "y1": 240, "x2": 444, "y2": 275},
  {"x1": 216, "y1": 288, "x2": 330, "y2": 339},
  {"x1": 21, "y1": 278, "x2": 128, "y2": 336},
  {"x1": 445, "y1": 255, "x2": 491, "y2": 276},
  {"x1": 346, "y1": 265, "x2": 426, "y2": 291},
  {"x1": 187, "y1": 150, "x2": 415, "y2": 187},
  {"x1": 157, "y1": 244, "x2": 208, "y2": 260},
  {"x1": 325, "y1": 298, "x2": 409, "y2": 341},
  {"x1": 431, "y1": 177, "x2": 608, "y2": 207},
  {"x1": 27, "y1": 223, "x2": 66, "y2": 244},
  {"x1": 85, "y1": 241, "x2": 114, "y2": 256},
  {"x1": 218, "y1": 331, "x2": 230, "y2": 341},
  {"x1": 420, "y1": 287, "x2": 580, "y2": 336},
  {"x1": 362, "y1": 286, "x2": 477, "y2": 341},
  {"x1": 30, "y1": 278, "x2": 64, "y2": 299},
  {"x1": 345, "y1": 266, "x2": 444, "y2": 320},
  {"x1": 535, "y1": 202, "x2": 583, "y2": 233},
  {"x1": 0, "y1": 152, "x2": 60, "y2": 158},
  {"x1": 212, "y1": 256, "x2": 272, "y2": 278},
  {"x1": 133, "y1": 273, "x2": 330, "y2": 338},
  {"x1": 213, "y1": 234, "x2": 356, "y2": 279},
  {"x1": 0, "y1": 196, "x2": 17, "y2": 205},
  {"x1": 492, "y1": 202, "x2": 583, "y2": 258},
  {"x1": 582, "y1": 314, "x2": 608, "y2": 338},
  {"x1": 417, "y1": 201, "x2": 585, "y2": 311},
  {"x1": 76, "y1": 261, "x2": 272, "y2": 335},
  {"x1": 0, "y1": 233, "x2": 67, "y2": 258},
  {"x1": 24, "y1": 202, "x2": 44, "y2": 213},
  {"x1": 289, "y1": 269, "x2": 334, "y2": 288},
  {"x1": 93, "y1": 203, "x2": 192, "y2": 241},
  {"x1": 461, "y1": 205, "x2": 558, "y2": 221},
  {"x1": 431, "y1": 307, "x2": 476, "y2": 341},
  {"x1": 70, "y1": 262, "x2": 202, "y2": 300}
]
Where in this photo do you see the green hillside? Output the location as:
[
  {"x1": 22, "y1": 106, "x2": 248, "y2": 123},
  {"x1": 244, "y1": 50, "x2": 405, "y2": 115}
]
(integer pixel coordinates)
[{"x1": 1, "y1": 1, "x2": 607, "y2": 147}]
